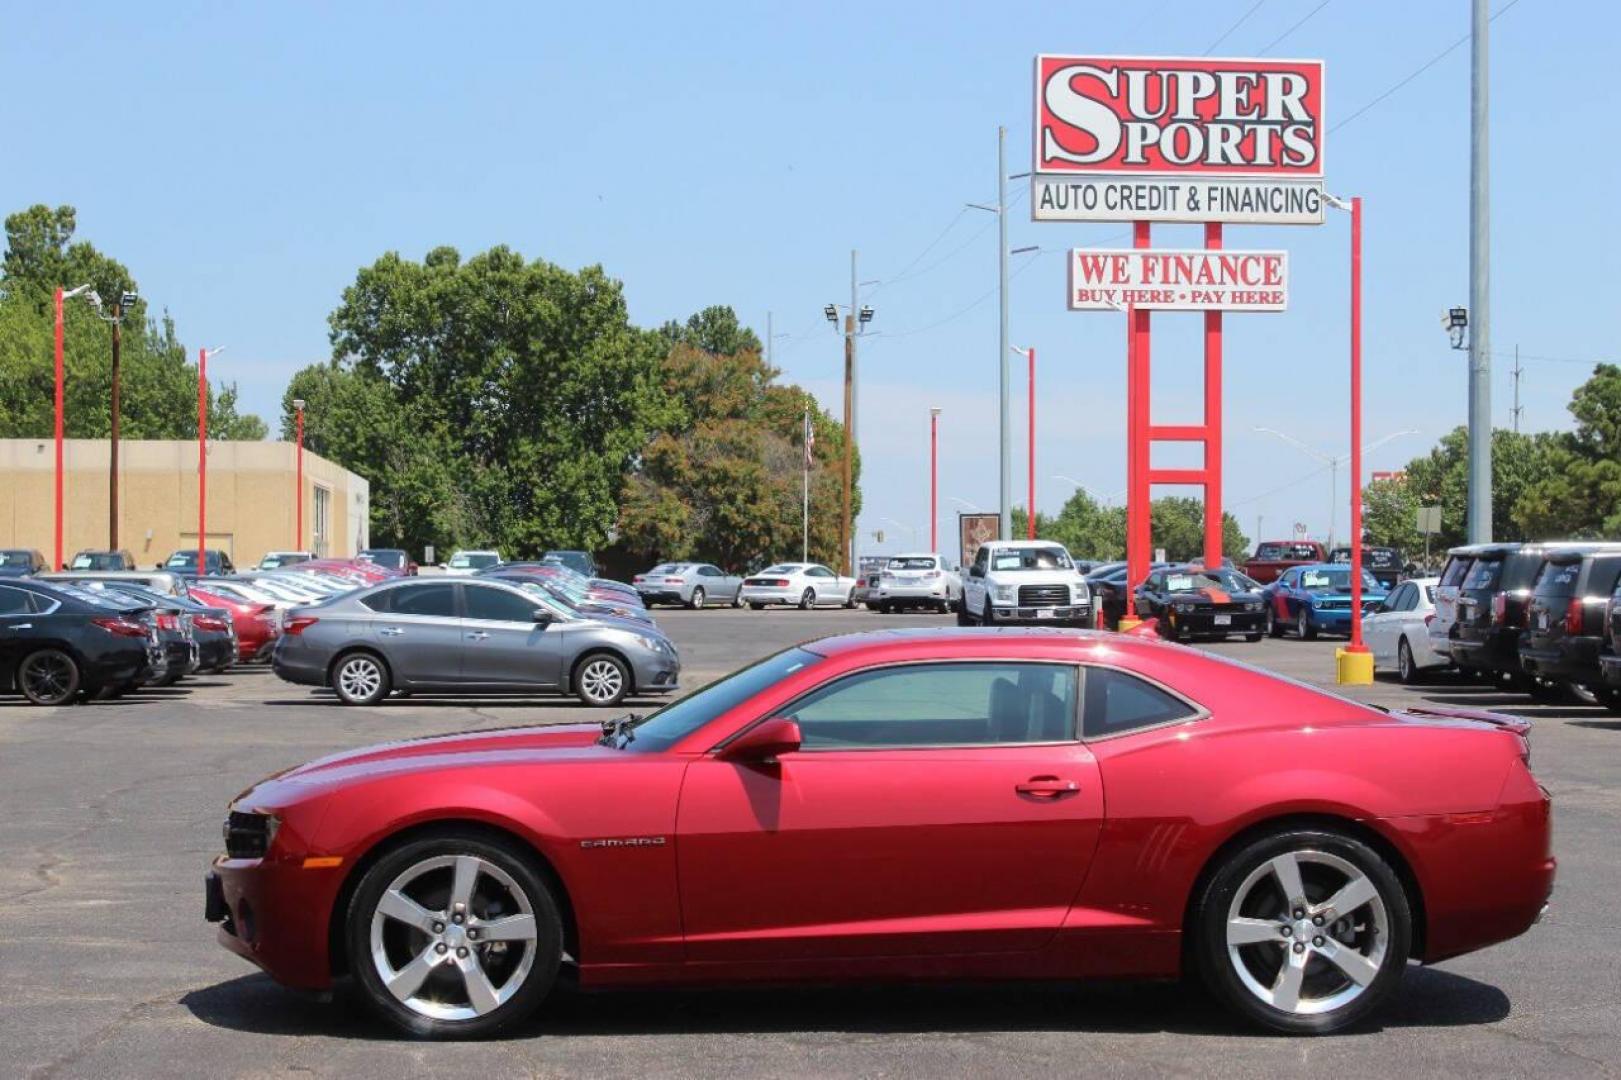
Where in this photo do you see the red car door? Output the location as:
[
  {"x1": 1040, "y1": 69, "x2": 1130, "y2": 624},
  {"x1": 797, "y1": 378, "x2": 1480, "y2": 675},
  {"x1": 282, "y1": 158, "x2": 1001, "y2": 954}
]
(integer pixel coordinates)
[{"x1": 675, "y1": 661, "x2": 1104, "y2": 961}]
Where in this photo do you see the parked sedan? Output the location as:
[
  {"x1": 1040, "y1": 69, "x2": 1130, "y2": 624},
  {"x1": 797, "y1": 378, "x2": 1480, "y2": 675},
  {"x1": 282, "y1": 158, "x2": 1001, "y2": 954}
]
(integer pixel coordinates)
[
  {"x1": 1262, "y1": 564, "x2": 1387, "y2": 640},
  {"x1": 866, "y1": 553, "x2": 960, "y2": 613},
  {"x1": 740, "y1": 563, "x2": 858, "y2": 609},
  {"x1": 0, "y1": 579, "x2": 159, "y2": 704},
  {"x1": 164, "y1": 549, "x2": 236, "y2": 577},
  {"x1": 0, "y1": 549, "x2": 47, "y2": 577},
  {"x1": 358, "y1": 548, "x2": 418, "y2": 575},
  {"x1": 1362, "y1": 577, "x2": 1449, "y2": 683},
  {"x1": 68, "y1": 549, "x2": 137, "y2": 571},
  {"x1": 189, "y1": 584, "x2": 280, "y2": 662},
  {"x1": 631, "y1": 563, "x2": 742, "y2": 608},
  {"x1": 271, "y1": 577, "x2": 679, "y2": 707},
  {"x1": 209, "y1": 627, "x2": 1554, "y2": 1039},
  {"x1": 1134, "y1": 566, "x2": 1265, "y2": 641}
]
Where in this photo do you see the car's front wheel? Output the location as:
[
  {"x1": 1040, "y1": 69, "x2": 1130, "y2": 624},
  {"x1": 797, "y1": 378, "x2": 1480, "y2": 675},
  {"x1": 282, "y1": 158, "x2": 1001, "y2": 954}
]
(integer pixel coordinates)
[
  {"x1": 1196, "y1": 828, "x2": 1410, "y2": 1035},
  {"x1": 332, "y1": 651, "x2": 391, "y2": 706},
  {"x1": 573, "y1": 652, "x2": 629, "y2": 707},
  {"x1": 346, "y1": 831, "x2": 563, "y2": 1039}
]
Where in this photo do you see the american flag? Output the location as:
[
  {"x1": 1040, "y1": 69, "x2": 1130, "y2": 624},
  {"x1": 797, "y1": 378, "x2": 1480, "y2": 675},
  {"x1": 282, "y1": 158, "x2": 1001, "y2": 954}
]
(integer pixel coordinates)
[{"x1": 803, "y1": 409, "x2": 815, "y2": 468}]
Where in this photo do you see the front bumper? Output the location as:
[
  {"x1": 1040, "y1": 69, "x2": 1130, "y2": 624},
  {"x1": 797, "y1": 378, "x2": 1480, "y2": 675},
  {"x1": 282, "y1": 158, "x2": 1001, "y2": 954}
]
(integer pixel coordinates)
[
  {"x1": 626, "y1": 649, "x2": 681, "y2": 695},
  {"x1": 1308, "y1": 608, "x2": 1374, "y2": 634},
  {"x1": 987, "y1": 602, "x2": 1092, "y2": 625},
  {"x1": 1165, "y1": 609, "x2": 1265, "y2": 635},
  {"x1": 207, "y1": 856, "x2": 344, "y2": 991}
]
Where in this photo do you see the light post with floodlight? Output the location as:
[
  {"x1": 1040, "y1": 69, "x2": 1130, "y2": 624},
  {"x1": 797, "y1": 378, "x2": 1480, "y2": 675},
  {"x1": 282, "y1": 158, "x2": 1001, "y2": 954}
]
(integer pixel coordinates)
[
  {"x1": 52, "y1": 284, "x2": 96, "y2": 569},
  {"x1": 198, "y1": 347, "x2": 225, "y2": 572},
  {"x1": 825, "y1": 294, "x2": 875, "y2": 576}
]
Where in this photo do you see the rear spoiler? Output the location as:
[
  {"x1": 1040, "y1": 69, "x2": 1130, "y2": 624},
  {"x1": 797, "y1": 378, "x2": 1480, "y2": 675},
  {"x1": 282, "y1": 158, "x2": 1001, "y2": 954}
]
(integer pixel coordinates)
[{"x1": 1395, "y1": 704, "x2": 1533, "y2": 737}]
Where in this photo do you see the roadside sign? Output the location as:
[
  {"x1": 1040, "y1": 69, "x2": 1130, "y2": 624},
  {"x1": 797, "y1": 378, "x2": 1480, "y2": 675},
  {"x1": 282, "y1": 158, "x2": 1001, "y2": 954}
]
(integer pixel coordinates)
[
  {"x1": 424, "y1": 544, "x2": 435, "y2": 564},
  {"x1": 958, "y1": 512, "x2": 1001, "y2": 573},
  {"x1": 1416, "y1": 507, "x2": 1442, "y2": 535},
  {"x1": 1068, "y1": 248, "x2": 1287, "y2": 312},
  {"x1": 1033, "y1": 55, "x2": 1325, "y2": 225}
]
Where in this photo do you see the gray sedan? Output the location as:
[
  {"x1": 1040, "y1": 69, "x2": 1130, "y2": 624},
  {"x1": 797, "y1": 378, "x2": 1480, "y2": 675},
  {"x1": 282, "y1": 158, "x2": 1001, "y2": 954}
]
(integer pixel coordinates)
[
  {"x1": 271, "y1": 577, "x2": 680, "y2": 707},
  {"x1": 631, "y1": 562, "x2": 743, "y2": 608}
]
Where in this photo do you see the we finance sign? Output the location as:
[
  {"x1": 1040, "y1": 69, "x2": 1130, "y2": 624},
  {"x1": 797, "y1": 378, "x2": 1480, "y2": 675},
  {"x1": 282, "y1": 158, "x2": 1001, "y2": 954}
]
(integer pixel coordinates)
[
  {"x1": 1068, "y1": 248, "x2": 1289, "y2": 312},
  {"x1": 1033, "y1": 56, "x2": 1325, "y2": 225}
]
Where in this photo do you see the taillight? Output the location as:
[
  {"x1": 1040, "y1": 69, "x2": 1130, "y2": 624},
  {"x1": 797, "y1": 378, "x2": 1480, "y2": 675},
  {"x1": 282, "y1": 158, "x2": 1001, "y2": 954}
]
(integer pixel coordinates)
[
  {"x1": 91, "y1": 617, "x2": 148, "y2": 638},
  {"x1": 195, "y1": 615, "x2": 230, "y2": 632},
  {"x1": 1424, "y1": 612, "x2": 1436, "y2": 627},
  {"x1": 157, "y1": 613, "x2": 179, "y2": 631},
  {"x1": 1491, "y1": 593, "x2": 1506, "y2": 626},
  {"x1": 770, "y1": 578, "x2": 789, "y2": 587},
  {"x1": 283, "y1": 616, "x2": 319, "y2": 635},
  {"x1": 1566, "y1": 597, "x2": 1585, "y2": 636},
  {"x1": 925, "y1": 570, "x2": 940, "y2": 578}
]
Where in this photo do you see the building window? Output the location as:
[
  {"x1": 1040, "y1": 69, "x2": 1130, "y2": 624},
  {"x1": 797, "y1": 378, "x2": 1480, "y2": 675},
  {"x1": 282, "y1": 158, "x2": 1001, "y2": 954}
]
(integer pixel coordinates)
[{"x1": 313, "y1": 485, "x2": 332, "y2": 557}]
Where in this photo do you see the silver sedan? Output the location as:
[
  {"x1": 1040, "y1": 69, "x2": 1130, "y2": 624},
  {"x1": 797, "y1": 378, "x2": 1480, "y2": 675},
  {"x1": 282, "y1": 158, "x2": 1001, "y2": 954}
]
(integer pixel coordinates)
[
  {"x1": 631, "y1": 563, "x2": 743, "y2": 608},
  {"x1": 271, "y1": 577, "x2": 680, "y2": 707}
]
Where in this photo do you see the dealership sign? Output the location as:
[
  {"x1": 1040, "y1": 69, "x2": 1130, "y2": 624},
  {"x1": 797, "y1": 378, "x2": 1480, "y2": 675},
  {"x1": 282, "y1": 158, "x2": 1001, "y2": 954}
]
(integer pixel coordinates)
[
  {"x1": 1033, "y1": 55, "x2": 1325, "y2": 225},
  {"x1": 1067, "y1": 248, "x2": 1288, "y2": 312}
]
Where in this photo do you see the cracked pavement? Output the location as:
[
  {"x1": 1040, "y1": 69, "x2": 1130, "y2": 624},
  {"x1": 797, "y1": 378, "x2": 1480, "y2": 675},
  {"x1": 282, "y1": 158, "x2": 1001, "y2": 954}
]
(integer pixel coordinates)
[{"x1": 2, "y1": 608, "x2": 1617, "y2": 1078}]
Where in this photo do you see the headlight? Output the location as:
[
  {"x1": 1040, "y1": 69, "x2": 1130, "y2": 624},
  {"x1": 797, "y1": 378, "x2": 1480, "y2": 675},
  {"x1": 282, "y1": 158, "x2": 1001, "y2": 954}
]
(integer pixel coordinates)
[
  {"x1": 1247, "y1": 601, "x2": 1263, "y2": 611},
  {"x1": 634, "y1": 634, "x2": 664, "y2": 652},
  {"x1": 993, "y1": 585, "x2": 1015, "y2": 602},
  {"x1": 1306, "y1": 595, "x2": 1319, "y2": 608},
  {"x1": 1071, "y1": 582, "x2": 1090, "y2": 601}
]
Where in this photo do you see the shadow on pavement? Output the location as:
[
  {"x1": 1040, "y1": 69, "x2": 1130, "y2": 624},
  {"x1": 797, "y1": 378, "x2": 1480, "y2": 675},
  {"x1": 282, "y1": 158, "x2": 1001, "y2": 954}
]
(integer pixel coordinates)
[{"x1": 182, "y1": 964, "x2": 1509, "y2": 1041}]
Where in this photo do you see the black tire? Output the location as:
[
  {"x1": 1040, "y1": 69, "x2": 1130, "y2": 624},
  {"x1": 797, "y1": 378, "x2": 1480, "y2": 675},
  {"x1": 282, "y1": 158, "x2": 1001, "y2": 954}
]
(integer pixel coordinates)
[
  {"x1": 331, "y1": 650, "x2": 391, "y2": 706},
  {"x1": 572, "y1": 652, "x2": 629, "y2": 707},
  {"x1": 798, "y1": 588, "x2": 815, "y2": 611},
  {"x1": 1244, "y1": 632, "x2": 1264, "y2": 643},
  {"x1": 1396, "y1": 638, "x2": 1421, "y2": 685},
  {"x1": 981, "y1": 598, "x2": 995, "y2": 627},
  {"x1": 686, "y1": 587, "x2": 705, "y2": 610},
  {"x1": 878, "y1": 602, "x2": 892, "y2": 615},
  {"x1": 956, "y1": 601, "x2": 973, "y2": 627},
  {"x1": 1297, "y1": 609, "x2": 1318, "y2": 641},
  {"x1": 1596, "y1": 688, "x2": 1621, "y2": 717},
  {"x1": 730, "y1": 591, "x2": 742, "y2": 608},
  {"x1": 1266, "y1": 607, "x2": 1284, "y2": 639},
  {"x1": 17, "y1": 648, "x2": 82, "y2": 706},
  {"x1": 345, "y1": 830, "x2": 563, "y2": 1039},
  {"x1": 749, "y1": 602, "x2": 765, "y2": 611},
  {"x1": 1194, "y1": 827, "x2": 1411, "y2": 1035},
  {"x1": 844, "y1": 590, "x2": 857, "y2": 609}
]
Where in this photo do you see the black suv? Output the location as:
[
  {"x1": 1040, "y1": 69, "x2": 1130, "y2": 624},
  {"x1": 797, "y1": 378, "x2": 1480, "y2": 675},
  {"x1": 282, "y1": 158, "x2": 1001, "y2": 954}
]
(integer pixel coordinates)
[
  {"x1": 1449, "y1": 543, "x2": 1579, "y2": 685},
  {"x1": 1327, "y1": 545, "x2": 1407, "y2": 589},
  {"x1": 1519, "y1": 547, "x2": 1621, "y2": 707},
  {"x1": 1599, "y1": 583, "x2": 1621, "y2": 692}
]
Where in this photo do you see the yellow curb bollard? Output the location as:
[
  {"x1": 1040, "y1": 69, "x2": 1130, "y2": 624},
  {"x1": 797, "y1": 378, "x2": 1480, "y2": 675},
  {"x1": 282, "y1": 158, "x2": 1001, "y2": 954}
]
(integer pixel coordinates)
[
  {"x1": 1118, "y1": 616, "x2": 1142, "y2": 632},
  {"x1": 1336, "y1": 647, "x2": 1374, "y2": 685}
]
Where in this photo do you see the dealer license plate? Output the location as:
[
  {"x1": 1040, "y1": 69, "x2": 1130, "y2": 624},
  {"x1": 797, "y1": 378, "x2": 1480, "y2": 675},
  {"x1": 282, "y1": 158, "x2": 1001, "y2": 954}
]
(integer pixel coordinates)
[
  {"x1": 1214, "y1": 614, "x2": 1231, "y2": 626},
  {"x1": 1035, "y1": 609, "x2": 1054, "y2": 619}
]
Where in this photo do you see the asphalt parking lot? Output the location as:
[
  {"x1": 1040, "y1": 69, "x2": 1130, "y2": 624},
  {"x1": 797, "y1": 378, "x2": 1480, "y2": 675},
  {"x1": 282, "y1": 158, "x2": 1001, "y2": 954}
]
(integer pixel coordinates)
[{"x1": 3, "y1": 608, "x2": 1618, "y2": 1078}]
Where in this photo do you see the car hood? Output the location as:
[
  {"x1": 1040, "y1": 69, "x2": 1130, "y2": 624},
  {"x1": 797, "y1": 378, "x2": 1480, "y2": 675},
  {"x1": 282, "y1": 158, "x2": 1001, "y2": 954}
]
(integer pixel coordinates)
[{"x1": 274, "y1": 723, "x2": 609, "y2": 789}]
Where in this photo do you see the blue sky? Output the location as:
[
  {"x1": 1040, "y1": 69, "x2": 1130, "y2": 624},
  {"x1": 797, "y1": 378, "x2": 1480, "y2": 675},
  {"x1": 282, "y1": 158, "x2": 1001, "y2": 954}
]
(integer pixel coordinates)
[{"x1": 3, "y1": 0, "x2": 1615, "y2": 557}]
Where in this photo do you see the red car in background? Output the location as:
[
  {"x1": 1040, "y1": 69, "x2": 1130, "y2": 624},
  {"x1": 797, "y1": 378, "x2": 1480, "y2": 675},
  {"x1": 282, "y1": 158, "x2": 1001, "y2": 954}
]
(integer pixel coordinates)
[
  {"x1": 207, "y1": 628, "x2": 1552, "y2": 1039},
  {"x1": 188, "y1": 586, "x2": 279, "y2": 662},
  {"x1": 1244, "y1": 540, "x2": 1329, "y2": 585}
]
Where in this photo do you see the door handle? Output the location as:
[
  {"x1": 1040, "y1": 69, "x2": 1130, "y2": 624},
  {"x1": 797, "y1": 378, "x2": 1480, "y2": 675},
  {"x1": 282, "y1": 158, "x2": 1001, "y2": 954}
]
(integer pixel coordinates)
[
  {"x1": 1016, "y1": 776, "x2": 1080, "y2": 798},
  {"x1": 379, "y1": 627, "x2": 404, "y2": 637},
  {"x1": 466, "y1": 631, "x2": 490, "y2": 641},
  {"x1": 8, "y1": 623, "x2": 31, "y2": 630}
]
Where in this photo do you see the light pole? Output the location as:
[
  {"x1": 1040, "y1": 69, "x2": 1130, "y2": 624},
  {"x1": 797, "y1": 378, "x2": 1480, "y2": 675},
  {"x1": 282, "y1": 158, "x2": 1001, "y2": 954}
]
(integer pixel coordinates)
[
  {"x1": 1011, "y1": 346, "x2": 1036, "y2": 538},
  {"x1": 824, "y1": 287, "x2": 874, "y2": 576},
  {"x1": 198, "y1": 347, "x2": 225, "y2": 572},
  {"x1": 292, "y1": 398, "x2": 306, "y2": 551},
  {"x1": 52, "y1": 284, "x2": 95, "y2": 569},
  {"x1": 1253, "y1": 426, "x2": 1417, "y2": 551},
  {"x1": 929, "y1": 407, "x2": 941, "y2": 553},
  {"x1": 1468, "y1": 0, "x2": 1492, "y2": 544},
  {"x1": 82, "y1": 291, "x2": 139, "y2": 549}
]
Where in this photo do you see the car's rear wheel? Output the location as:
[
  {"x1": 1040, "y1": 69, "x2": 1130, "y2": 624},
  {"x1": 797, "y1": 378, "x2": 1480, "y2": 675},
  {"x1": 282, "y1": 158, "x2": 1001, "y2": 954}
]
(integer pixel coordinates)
[
  {"x1": 687, "y1": 587, "x2": 705, "y2": 610},
  {"x1": 1196, "y1": 828, "x2": 1410, "y2": 1035},
  {"x1": 1397, "y1": 638, "x2": 1421, "y2": 684},
  {"x1": 749, "y1": 602, "x2": 764, "y2": 610},
  {"x1": 346, "y1": 832, "x2": 563, "y2": 1039},
  {"x1": 18, "y1": 649, "x2": 82, "y2": 706},
  {"x1": 573, "y1": 652, "x2": 628, "y2": 707},
  {"x1": 798, "y1": 588, "x2": 816, "y2": 610},
  {"x1": 332, "y1": 651, "x2": 391, "y2": 706}
]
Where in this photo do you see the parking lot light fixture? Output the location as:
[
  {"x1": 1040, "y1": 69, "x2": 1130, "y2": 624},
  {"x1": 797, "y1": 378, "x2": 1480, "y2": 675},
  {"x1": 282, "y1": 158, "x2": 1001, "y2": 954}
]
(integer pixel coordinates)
[
  {"x1": 292, "y1": 399, "x2": 307, "y2": 550},
  {"x1": 199, "y1": 347, "x2": 226, "y2": 574},
  {"x1": 930, "y1": 407, "x2": 941, "y2": 552},
  {"x1": 53, "y1": 284, "x2": 96, "y2": 570}
]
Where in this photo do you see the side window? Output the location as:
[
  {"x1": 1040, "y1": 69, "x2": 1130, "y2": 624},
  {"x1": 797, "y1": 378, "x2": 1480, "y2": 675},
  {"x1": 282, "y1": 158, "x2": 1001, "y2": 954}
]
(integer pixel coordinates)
[
  {"x1": 808, "y1": 566, "x2": 833, "y2": 579},
  {"x1": 464, "y1": 584, "x2": 542, "y2": 623},
  {"x1": 360, "y1": 589, "x2": 394, "y2": 613},
  {"x1": 972, "y1": 547, "x2": 989, "y2": 575},
  {"x1": 388, "y1": 583, "x2": 457, "y2": 618},
  {"x1": 1279, "y1": 570, "x2": 1296, "y2": 588},
  {"x1": 0, "y1": 586, "x2": 35, "y2": 615},
  {"x1": 786, "y1": 663, "x2": 1078, "y2": 748},
  {"x1": 1387, "y1": 584, "x2": 1412, "y2": 611},
  {"x1": 1082, "y1": 667, "x2": 1199, "y2": 739}
]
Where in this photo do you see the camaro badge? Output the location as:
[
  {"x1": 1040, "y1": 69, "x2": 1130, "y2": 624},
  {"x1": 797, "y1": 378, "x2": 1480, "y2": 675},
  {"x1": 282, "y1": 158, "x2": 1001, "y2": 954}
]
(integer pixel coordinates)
[{"x1": 580, "y1": 836, "x2": 667, "y2": 849}]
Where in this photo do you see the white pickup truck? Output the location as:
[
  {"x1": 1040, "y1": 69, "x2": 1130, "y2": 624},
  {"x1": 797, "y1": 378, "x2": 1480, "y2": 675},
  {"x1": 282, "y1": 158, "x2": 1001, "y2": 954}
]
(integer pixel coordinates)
[{"x1": 958, "y1": 540, "x2": 1094, "y2": 627}]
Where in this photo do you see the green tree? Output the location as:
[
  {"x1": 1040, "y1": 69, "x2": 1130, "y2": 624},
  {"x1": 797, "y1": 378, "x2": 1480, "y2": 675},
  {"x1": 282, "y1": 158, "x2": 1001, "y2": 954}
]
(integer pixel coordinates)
[
  {"x1": 1361, "y1": 476, "x2": 1422, "y2": 552},
  {"x1": 1014, "y1": 490, "x2": 1243, "y2": 562},
  {"x1": 658, "y1": 305, "x2": 762, "y2": 357}
]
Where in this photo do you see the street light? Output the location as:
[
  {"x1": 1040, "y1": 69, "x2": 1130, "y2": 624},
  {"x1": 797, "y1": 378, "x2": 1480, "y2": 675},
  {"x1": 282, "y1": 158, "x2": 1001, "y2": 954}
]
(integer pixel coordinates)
[
  {"x1": 81, "y1": 290, "x2": 140, "y2": 549},
  {"x1": 52, "y1": 284, "x2": 96, "y2": 569},
  {"x1": 1053, "y1": 474, "x2": 1124, "y2": 506},
  {"x1": 929, "y1": 407, "x2": 941, "y2": 552},
  {"x1": 1253, "y1": 426, "x2": 1418, "y2": 550},
  {"x1": 198, "y1": 346, "x2": 226, "y2": 573},
  {"x1": 948, "y1": 496, "x2": 981, "y2": 512},
  {"x1": 292, "y1": 398, "x2": 307, "y2": 551}
]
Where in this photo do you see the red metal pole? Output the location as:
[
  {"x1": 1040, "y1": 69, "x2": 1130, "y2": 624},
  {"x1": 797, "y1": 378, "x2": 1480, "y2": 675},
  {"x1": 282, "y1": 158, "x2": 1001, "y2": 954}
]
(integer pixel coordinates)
[
  {"x1": 1203, "y1": 223, "x2": 1224, "y2": 570},
  {"x1": 1027, "y1": 348, "x2": 1036, "y2": 539},
  {"x1": 295, "y1": 407, "x2": 305, "y2": 551},
  {"x1": 1348, "y1": 197, "x2": 1367, "y2": 651},
  {"x1": 1125, "y1": 221, "x2": 1151, "y2": 619},
  {"x1": 53, "y1": 288, "x2": 65, "y2": 571},
  {"x1": 929, "y1": 410, "x2": 938, "y2": 552},
  {"x1": 198, "y1": 348, "x2": 208, "y2": 574}
]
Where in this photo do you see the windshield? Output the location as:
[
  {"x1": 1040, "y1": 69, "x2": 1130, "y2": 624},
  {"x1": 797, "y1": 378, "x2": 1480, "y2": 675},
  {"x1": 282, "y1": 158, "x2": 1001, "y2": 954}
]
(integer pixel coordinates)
[
  {"x1": 1257, "y1": 542, "x2": 1320, "y2": 561},
  {"x1": 165, "y1": 552, "x2": 209, "y2": 569},
  {"x1": 990, "y1": 547, "x2": 1072, "y2": 572},
  {"x1": 510, "y1": 580, "x2": 575, "y2": 618},
  {"x1": 620, "y1": 647, "x2": 823, "y2": 752},
  {"x1": 449, "y1": 552, "x2": 499, "y2": 569},
  {"x1": 71, "y1": 553, "x2": 122, "y2": 570},
  {"x1": 1299, "y1": 568, "x2": 1381, "y2": 593},
  {"x1": 0, "y1": 551, "x2": 34, "y2": 567},
  {"x1": 887, "y1": 557, "x2": 938, "y2": 570},
  {"x1": 360, "y1": 550, "x2": 404, "y2": 568},
  {"x1": 1164, "y1": 569, "x2": 1251, "y2": 593}
]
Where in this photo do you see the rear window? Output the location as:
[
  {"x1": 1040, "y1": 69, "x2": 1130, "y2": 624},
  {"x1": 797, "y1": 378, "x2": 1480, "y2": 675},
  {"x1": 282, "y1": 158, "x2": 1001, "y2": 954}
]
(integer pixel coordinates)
[
  {"x1": 1440, "y1": 556, "x2": 1475, "y2": 588},
  {"x1": 1534, "y1": 560, "x2": 1581, "y2": 597},
  {"x1": 1462, "y1": 558, "x2": 1503, "y2": 591},
  {"x1": 887, "y1": 557, "x2": 938, "y2": 570}
]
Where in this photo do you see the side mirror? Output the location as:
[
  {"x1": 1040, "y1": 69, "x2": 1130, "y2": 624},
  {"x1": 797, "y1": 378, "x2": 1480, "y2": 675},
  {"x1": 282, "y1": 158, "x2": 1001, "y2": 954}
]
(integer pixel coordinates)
[
  {"x1": 532, "y1": 610, "x2": 553, "y2": 627},
  {"x1": 719, "y1": 717, "x2": 802, "y2": 763}
]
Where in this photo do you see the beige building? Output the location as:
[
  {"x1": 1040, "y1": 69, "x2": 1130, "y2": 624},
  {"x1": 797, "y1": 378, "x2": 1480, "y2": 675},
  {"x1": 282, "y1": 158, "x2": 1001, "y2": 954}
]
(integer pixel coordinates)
[{"x1": 0, "y1": 438, "x2": 369, "y2": 569}]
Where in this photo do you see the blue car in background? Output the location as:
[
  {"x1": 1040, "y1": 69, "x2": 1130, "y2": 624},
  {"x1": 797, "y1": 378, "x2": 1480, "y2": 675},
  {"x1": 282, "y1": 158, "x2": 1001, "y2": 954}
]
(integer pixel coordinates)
[{"x1": 1262, "y1": 562, "x2": 1387, "y2": 639}]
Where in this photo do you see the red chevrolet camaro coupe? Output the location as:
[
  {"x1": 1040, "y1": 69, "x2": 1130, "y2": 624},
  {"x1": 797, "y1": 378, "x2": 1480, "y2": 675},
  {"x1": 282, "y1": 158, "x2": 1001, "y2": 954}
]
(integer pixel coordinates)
[{"x1": 206, "y1": 628, "x2": 1553, "y2": 1038}]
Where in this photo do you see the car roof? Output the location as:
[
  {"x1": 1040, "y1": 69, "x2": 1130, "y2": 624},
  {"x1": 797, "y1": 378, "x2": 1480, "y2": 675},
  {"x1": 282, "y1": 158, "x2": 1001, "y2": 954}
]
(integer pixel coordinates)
[
  {"x1": 983, "y1": 540, "x2": 1069, "y2": 549},
  {"x1": 803, "y1": 626, "x2": 1155, "y2": 660},
  {"x1": 888, "y1": 552, "x2": 943, "y2": 559}
]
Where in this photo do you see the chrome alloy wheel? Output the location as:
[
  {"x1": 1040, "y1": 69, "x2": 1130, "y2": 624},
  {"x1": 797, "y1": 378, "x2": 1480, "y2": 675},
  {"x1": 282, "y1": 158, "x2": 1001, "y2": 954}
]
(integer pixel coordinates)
[
  {"x1": 577, "y1": 657, "x2": 624, "y2": 704},
  {"x1": 336, "y1": 656, "x2": 383, "y2": 701},
  {"x1": 369, "y1": 854, "x2": 539, "y2": 1022},
  {"x1": 1225, "y1": 849, "x2": 1389, "y2": 1016}
]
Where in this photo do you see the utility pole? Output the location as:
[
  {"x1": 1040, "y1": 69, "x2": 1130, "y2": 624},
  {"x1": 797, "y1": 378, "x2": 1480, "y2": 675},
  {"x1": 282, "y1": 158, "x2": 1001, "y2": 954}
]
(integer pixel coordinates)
[
  {"x1": 1511, "y1": 344, "x2": 1523, "y2": 433},
  {"x1": 997, "y1": 126, "x2": 1012, "y2": 541},
  {"x1": 840, "y1": 313, "x2": 854, "y2": 576},
  {"x1": 766, "y1": 311, "x2": 773, "y2": 366},
  {"x1": 1467, "y1": 0, "x2": 1492, "y2": 543},
  {"x1": 108, "y1": 299, "x2": 122, "y2": 549}
]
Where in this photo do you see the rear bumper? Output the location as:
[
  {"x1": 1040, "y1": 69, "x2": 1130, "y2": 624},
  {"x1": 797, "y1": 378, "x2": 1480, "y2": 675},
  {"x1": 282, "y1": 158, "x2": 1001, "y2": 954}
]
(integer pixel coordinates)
[
  {"x1": 1518, "y1": 638, "x2": 1604, "y2": 683},
  {"x1": 636, "y1": 589, "x2": 685, "y2": 604},
  {"x1": 740, "y1": 587, "x2": 798, "y2": 606},
  {"x1": 873, "y1": 583, "x2": 951, "y2": 604},
  {"x1": 1599, "y1": 655, "x2": 1621, "y2": 687},
  {"x1": 1450, "y1": 628, "x2": 1522, "y2": 673},
  {"x1": 271, "y1": 639, "x2": 328, "y2": 687}
]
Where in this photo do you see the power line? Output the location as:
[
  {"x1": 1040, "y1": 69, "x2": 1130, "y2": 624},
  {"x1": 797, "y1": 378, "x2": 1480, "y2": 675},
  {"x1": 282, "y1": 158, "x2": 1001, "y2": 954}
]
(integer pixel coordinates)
[
  {"x1": 868, "y1": 208, "x2": 968, "y2": 296},
  {"x1": 1203, "y1": 0, "x2": 1269, "y2": 55},
  {"x1": 1258, "y1": 0, "x2": 1333, "y2": 54},
  {"x1": 876, "y1": 250, "x2": 1046, "y2": 340},
  {"x1": 1331, "y1": 0, "x2": 1524, "y2": 134}
]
